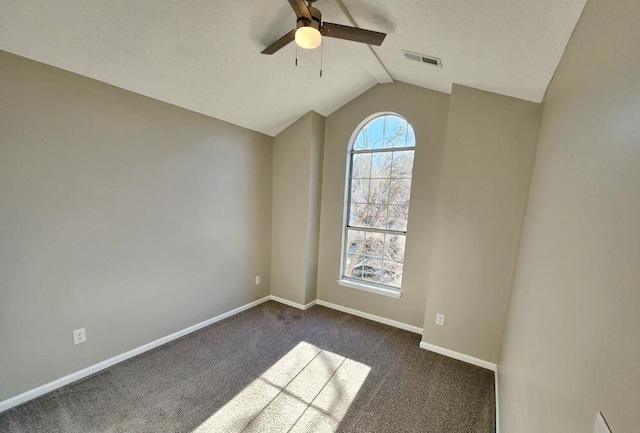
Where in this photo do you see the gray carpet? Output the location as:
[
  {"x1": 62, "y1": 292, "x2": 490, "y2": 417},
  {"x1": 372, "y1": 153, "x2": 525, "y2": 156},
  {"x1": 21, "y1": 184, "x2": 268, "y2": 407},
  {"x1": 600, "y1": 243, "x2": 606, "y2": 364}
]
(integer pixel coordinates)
[{"x1": 0, "y1": 301, "x2": 496, "y2": 432}]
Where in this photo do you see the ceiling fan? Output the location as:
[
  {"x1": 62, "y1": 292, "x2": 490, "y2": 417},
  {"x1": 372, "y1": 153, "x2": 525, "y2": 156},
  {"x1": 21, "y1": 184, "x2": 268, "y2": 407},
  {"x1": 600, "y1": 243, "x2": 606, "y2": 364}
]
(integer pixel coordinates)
[{"x1": 261, "y1": 0, "x2": 387, "y2": 54}]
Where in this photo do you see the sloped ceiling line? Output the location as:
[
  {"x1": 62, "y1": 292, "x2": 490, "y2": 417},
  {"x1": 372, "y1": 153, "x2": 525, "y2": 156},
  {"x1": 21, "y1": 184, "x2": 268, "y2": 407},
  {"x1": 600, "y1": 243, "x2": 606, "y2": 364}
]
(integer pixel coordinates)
[{"x1": 335, "y1": 0, "x2": 394, "y2": 83}]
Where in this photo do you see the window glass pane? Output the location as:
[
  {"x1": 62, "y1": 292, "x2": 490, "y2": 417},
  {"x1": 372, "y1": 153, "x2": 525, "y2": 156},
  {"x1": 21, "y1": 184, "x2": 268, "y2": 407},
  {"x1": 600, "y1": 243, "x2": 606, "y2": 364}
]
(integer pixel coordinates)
[
  {"x1": 367, "y1": 204, "x2": 388, "y2": 230},
  {"x1": 389, "y1": 179, "x2": 411, "y2": 204},
  {"x1": 350, "y1": 179, "x2": 369, "y2": 204},
  {"x1": 365, "y1": 231, "x2": 385, "y2": 258},
  {"x1": 344, "y1": 253, "x2": 364, "y2": 279},
  {"x1": 345, "y1": 229, "x2": 365, "y2": 278},
  {"x1": 369, "y1": 179, "x2": 390, "y2": 204},
  {"x1": 371, "y1": 152, "x2": 392, "y2": 178},
  {"x1": 345, "y1": 253, "x2": 362, "y2": 271},
  {"x1": 387, "y1": 205, "x2": 408, "y2": 231},
  {"x1": 352, "y1": 153, "x2": 372, "y2": 178},
  {"x1": 386, "y1": 116, "x2": 407, "y2": 148},
  {"x1": 346, "y1": 230, "x2": 366, "y2": 255},
  {"x1": 365, "y1": 119, "x2": 384, "y2": 150},
  {"x1": 390, "y1": 150, "x2": 414, "y2": 178},
  {"x1": 349, "y1": 203, "x2": 369, "y2": 227},
  {"x1": 382, "y1": 261, "x2": 403, "y2": 287},
  {"x1": 384, "y1": 234, "x2": 406, "y2": 262},
  {"x1": 361, "y1": 258, "x2": 383, "y2": 283}
]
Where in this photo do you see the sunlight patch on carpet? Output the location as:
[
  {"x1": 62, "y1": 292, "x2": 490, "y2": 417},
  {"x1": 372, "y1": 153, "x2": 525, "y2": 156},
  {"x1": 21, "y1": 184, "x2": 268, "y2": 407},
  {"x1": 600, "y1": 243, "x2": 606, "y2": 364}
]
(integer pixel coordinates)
[{"x1": 192, "y1": 341, "x2": 371, "y2": 433}]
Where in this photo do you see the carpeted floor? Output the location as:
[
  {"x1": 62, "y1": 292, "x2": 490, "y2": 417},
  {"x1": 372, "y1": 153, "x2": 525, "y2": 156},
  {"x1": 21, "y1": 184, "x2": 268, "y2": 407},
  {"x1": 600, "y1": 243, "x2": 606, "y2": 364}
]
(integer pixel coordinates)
[{"x1": 0, "y1": 301, "x2": 496, "y2": 432}]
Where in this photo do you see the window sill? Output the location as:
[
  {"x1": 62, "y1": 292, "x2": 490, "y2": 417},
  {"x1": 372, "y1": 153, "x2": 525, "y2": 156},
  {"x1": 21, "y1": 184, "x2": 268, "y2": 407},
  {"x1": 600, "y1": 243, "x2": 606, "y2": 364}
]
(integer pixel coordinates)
[{"x1": 337, "y1": 279, "x2": 402, "y2": 299}]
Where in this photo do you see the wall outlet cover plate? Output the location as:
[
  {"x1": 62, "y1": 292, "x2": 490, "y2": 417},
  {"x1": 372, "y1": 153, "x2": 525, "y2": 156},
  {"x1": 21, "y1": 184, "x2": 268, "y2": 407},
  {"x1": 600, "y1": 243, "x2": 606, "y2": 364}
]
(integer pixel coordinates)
[{"x1": 73, "y1": 328, "x2": 86, "y2": 345}]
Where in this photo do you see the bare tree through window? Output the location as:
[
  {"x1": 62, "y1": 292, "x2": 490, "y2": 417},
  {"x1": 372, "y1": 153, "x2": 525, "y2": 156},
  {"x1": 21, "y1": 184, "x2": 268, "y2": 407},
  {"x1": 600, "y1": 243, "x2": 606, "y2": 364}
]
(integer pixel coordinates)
[{"x1": 342, "y1": 114, "x2": 415, "y2": 289}]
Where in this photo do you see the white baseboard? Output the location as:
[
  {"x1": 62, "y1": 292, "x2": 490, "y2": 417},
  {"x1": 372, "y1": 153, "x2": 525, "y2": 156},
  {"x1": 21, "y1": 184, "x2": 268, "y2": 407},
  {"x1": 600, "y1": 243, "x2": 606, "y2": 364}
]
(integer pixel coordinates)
[
  {"x1": 0, "y1": 296, "x2": 272, "y2": 414},
  {"x1": 419, "y1": 341, "x2": 497, "y2": 372},
  {"x1": 316, "y1": 300, "x2": 423, "y2": 334},
  {"x1": 269, "y1": 295, "x2": 317, "y2": 311},
  {"x1": 5, "y1": 295, "x2": 490, "y2": 416}
]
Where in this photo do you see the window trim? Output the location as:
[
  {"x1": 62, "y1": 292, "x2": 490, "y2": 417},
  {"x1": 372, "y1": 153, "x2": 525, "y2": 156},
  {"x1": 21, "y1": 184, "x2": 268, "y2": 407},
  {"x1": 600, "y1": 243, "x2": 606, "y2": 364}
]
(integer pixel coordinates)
[
  {"x1": 339, "y1": 112, "x2": 415, "y2": 298},
  {"x1": 337, "y1": 278, "x2": 403, "y2": 299}
]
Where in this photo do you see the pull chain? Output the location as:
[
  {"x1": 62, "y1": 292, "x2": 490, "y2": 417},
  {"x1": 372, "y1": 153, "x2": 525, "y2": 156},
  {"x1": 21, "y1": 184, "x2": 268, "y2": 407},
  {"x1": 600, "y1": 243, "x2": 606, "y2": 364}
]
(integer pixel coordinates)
[
  {"x1": 295, "y1": 44, "x2": 298, "y2": 66},
  {"x1": 320, "y1": 40, "x2": 324, "y2": 77}
]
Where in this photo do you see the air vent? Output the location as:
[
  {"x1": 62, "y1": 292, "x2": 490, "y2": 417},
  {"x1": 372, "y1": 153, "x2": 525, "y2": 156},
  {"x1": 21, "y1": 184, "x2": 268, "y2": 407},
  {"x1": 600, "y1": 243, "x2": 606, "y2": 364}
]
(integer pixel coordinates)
[{"x1": 402, "y1": 50, "x2": 442, "y2": 67}]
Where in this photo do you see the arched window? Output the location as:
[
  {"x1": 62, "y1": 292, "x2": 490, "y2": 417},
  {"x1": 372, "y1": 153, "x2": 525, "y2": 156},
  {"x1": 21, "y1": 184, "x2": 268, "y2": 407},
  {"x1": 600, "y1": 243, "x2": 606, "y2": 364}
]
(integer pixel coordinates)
[{"x1": 341, "y1": 113, "x2": 416, "y2": 294}]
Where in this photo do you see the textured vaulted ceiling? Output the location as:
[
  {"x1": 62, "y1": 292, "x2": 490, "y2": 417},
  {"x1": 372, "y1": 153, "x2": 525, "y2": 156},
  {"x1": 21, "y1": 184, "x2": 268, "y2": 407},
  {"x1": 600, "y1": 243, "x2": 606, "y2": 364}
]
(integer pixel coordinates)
[{"x1": 0, "y1": 0, "x2": 586, "y2": 136}]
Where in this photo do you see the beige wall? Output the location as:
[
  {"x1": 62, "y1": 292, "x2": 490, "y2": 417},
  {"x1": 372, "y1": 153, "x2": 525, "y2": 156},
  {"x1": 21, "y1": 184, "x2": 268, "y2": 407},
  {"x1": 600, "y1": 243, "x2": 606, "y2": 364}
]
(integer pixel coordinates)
[
  {"x1": 498, "y1": 0, "x2": 640, "y2": 431},
  {"x1": 316, "y1": 82, "x2": 450, "y2": 328},
  {"x1": 0, "y1": 50, "x2": 273, "y2": 401},
  {"x1": 304, "y1": 112, "x2": 325, "y2": 304},
  {"x1": 271, "y1": 112, "x2": 324, "y2": 305},
  {"x1": 421, "y1": 85, "x2": 540, "y2": 363}
]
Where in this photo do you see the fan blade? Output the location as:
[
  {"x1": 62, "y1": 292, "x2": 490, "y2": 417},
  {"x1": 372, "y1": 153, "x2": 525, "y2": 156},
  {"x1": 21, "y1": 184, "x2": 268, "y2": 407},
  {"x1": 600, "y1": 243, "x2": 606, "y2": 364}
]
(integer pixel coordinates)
[
  {"x1": 261, "y1": 29, "x2": 296, "y2": 54},
  {"x1": 321, "y1": 22, "x2": 386, "y2": 46},
  {"x1": 288, "y1": 0, "x2": 311, "y2": 20}
]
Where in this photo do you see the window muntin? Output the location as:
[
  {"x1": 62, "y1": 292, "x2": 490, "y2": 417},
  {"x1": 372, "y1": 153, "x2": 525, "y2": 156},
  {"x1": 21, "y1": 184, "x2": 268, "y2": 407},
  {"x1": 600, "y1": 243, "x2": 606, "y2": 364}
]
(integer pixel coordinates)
[{"x1": 342, "y1": 114, "x2": 415, "y2": 290}]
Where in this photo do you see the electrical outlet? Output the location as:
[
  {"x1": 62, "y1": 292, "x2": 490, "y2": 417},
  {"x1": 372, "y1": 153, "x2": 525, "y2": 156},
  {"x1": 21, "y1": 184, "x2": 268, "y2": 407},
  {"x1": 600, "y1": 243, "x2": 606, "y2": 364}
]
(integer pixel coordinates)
[
  {"x1": 435, "y1": 314, "x2": 446, "y2": 326},
  {"x1": 255, "y1": 275, "x2": 261, "y2": 285},
  {"x1": 73, "y1": 328, "x2": 86, "y2": 345}
]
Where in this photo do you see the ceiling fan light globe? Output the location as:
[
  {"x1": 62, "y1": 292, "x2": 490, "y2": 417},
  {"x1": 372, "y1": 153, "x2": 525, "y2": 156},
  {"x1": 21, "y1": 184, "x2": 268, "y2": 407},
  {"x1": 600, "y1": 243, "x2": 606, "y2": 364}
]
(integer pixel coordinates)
[{"x1": 295, "y1": 27, "x2": 322, "y2": 49}]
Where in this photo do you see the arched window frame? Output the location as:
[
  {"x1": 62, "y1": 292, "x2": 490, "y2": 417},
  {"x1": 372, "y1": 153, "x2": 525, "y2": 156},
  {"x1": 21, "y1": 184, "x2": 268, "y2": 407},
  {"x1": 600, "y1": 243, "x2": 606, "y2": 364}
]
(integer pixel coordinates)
[{"x1": 338, "y1": 112, "x2": 416, "y2": 298}]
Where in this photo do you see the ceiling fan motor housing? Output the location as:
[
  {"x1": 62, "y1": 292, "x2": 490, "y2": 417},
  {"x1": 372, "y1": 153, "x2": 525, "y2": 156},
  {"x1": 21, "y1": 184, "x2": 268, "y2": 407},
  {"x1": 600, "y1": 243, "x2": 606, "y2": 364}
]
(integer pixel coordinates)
[
  {"x1": 296, "y1": 6, "x2": 321, "y2": 31},
  {"x1": 260, "y1": 0, "x2": 386, "y2": 54}
]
